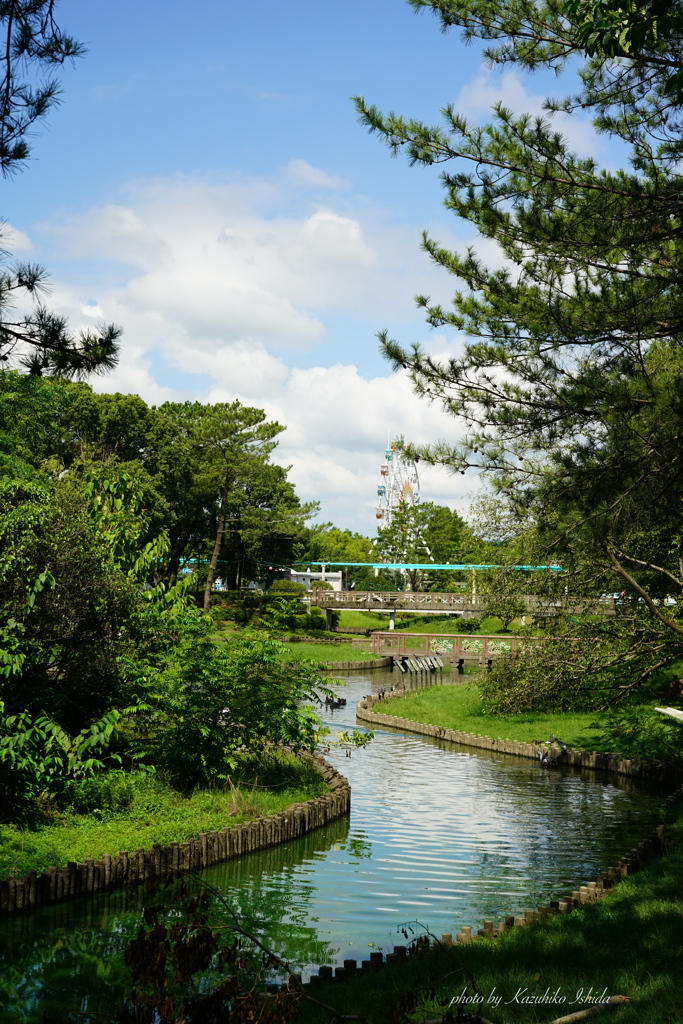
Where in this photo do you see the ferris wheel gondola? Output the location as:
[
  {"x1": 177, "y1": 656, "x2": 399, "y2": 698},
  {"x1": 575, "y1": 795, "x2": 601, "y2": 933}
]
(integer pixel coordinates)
[{"x1": 375, "y1": 443, "x2": 421, "y2": 527}]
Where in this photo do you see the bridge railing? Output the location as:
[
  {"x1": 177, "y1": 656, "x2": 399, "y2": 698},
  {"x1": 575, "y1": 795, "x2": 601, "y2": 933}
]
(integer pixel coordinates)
[
  {"x1": 311, "y1": 589, "x2": 616, "y2": 615},
  {"x1": 370, "y1": 631, "x2": 537, "y2": 658}
]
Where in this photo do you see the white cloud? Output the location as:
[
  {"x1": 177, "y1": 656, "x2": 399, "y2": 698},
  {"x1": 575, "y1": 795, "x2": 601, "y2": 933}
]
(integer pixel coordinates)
[
  {"x1": 283, "y1": 158, "x2": 349, "y2": 191},
  {"x1": 32, "y1": 165, "x2": 476, "y2": 532},
  {"x1": 458, "y1": 70, "x2": 604, "y2": 158},
  {"x1": 2, "y1": 222, "x2": 33, "y2": 254}
]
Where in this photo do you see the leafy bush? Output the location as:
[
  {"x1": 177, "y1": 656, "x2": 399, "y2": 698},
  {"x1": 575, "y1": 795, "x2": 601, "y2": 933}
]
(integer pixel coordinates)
[
  {"x1": 449, "y1": 617, "x2": 482, "y2": 634},
  {"x1": 270, "y1": 579, "x2": 307, "y2": 593},
  {"x1": 0, "y1": 701, "x2": 122, "y2": 821},
  {"x1": 594, "y1": 705, "x2": 683, "y2": 768},
  {"x1": 478, "y1": 643, "x2": 605, "y2": 714},
  {"x1": 124, "y1": 611, "x2": 329, "y2": 790}
]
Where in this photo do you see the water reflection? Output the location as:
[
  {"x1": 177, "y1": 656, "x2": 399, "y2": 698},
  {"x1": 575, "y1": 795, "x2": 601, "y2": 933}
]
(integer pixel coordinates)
[{"x1": 0, "y1": 669, "x2": 666, "y2": 1021}]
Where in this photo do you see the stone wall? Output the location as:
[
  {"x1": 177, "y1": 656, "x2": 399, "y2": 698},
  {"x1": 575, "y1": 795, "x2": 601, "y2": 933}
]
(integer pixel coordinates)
[{"x1": 0, "y1": 756, "x2": 350, "y2": 916}]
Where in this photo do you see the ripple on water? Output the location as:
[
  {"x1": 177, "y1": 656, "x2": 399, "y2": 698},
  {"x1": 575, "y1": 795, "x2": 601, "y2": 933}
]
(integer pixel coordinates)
[{"x1": 0, "y1": 669, "x2": 666, "y2": 1020}]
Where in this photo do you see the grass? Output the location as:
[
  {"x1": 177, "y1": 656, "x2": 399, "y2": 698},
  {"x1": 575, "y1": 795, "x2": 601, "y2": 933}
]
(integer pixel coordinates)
[
  {"x1": 394, "y1": 615, "x2": 525, "y2": 634},
  {"x1": 380, "y1": 682, "x2": 604, "y2": 748},
  {"x1": 296, "y1": 806, "x2": 683, "y2": 1024},
  {"x1": 337, "y1": 610, "x2": 390, "y2": 629},
  {"x1": 0, "y1": 757, "x2": 328, "y2": 879},
  {"x1": 280, "y1": 642, "x2": 383, "y2": 663}
]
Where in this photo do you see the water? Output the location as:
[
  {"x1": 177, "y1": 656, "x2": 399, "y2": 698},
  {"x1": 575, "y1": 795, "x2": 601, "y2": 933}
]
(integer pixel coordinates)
[{"x1": 0, "y1": 670, "x2": 666, "y2": 1020}]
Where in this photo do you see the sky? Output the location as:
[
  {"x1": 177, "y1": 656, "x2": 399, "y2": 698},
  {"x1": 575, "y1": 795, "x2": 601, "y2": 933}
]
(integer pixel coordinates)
[{"x1": 4, "y1": 0, "x2": 604, "y2": 534}]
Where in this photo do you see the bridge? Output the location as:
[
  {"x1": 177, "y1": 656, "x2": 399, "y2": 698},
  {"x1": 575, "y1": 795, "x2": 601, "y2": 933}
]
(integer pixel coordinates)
[
  {"x1": 370, "y1": 630, "x2": 536, "y2": 664},
  {"x1": 309, "y1": 589, "x2": 615, "y2": 628}
]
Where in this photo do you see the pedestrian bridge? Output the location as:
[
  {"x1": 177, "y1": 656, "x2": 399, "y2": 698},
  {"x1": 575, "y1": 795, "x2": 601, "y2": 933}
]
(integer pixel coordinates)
[
  {"x1": 310, "y1": 589, "x2": 615, "y2": 627},
  {"x1": 370, "y1": 630, "x2": 535, "y2": 662}
]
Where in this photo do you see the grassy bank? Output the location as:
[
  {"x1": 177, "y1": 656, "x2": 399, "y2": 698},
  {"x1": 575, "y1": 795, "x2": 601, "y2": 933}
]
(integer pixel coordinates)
[
  {"x1": 0, "y1": 756, "x2": 327, "y2": 879},
  {"x1": 394, "y1": 614, "x2": 511, "y2": 634},
  {"x1": 381, "y1": 683, "x2": 603, "y2": 748},
  {"x1": 296, "y1": 807, "x2": 683, "y2": 1024},
  {"x1": 280, "y1": 642, "x2": 383, "y2": 663}
]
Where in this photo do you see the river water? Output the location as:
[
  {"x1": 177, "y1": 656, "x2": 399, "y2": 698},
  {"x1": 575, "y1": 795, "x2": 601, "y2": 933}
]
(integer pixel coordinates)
[{"x1": 0, "y1": 669, "x2": 666, "y2": 1021}]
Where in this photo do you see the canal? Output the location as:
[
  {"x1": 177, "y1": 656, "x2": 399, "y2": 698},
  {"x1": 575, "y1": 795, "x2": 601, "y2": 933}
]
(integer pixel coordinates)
[{"x1": 0, "y1": 669, "x2": 665, "y2": 1021}]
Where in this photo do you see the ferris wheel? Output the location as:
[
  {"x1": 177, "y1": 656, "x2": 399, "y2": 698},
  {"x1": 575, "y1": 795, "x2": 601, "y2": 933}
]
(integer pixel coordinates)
[{"x1": 375, "y1": 442, "x2": 421, "y2": 526}]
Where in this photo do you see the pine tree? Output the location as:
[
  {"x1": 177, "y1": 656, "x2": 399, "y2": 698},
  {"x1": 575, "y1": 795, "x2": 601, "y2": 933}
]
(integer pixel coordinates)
[{"x1": 0, "y1": 2, "x2": 121, "y2": 377}]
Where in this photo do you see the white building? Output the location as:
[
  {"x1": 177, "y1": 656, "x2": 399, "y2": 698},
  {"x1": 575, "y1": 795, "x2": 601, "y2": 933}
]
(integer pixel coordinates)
[{"x1": 288, "y1": 568, "x2": 343, "y2": 592}]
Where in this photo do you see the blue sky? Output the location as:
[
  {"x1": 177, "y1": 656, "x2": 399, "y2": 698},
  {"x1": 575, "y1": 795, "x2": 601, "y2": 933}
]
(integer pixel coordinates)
[{"x1": 4, "y1": 0, "x2": 602, "y2": 532}]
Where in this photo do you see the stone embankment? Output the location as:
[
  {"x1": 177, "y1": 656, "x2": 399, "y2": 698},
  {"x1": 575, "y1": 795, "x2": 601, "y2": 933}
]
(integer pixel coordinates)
[{"x1": 0, "y1": 756, "x2": 350, "y2": 916}]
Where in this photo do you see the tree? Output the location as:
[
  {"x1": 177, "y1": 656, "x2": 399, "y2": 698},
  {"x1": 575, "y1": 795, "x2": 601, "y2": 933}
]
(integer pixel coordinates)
[
  {"x1": 0, "y1": 271, "x2": 122, "y2": 377},
  {"x1": 564, "y1": 0, "x2": 683, "y2": 99},
  {"x1": 477, "y1": 568, "x2": 527, "y2": 630},
  {"x1": 0, "y1": 0, "x2": 85, "y2": 177},
  {"x1": 0, "y1": 3, "x2": 121, "y2": 376},
  {"x1": 158, "y1": 401, "x2": 317, "y2": 609},
  {"x1": 376, "y1": 500, "x2": 433, "y2": 590},
  {"x1": 353, "y1": 0, "x2": 683, "y2": 694}
]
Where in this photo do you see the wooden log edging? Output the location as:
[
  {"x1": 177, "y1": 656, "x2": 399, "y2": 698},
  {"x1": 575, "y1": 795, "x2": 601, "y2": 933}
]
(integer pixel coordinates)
[
  {"x1": 302, "y1": 796, "x2": 676, "y2": 985},
  {"x1": 323, "y1": 657, "x2": 392, "y2": 670},
  {"x1": 297, "y1": 726, "x2": 683, "y2": 990},
  {"x1": 0, "y1": 755, "x2": 350, "y2": 917},
  {"x1": 356, "y1": 692, "x2": 680, "y2": 785}
]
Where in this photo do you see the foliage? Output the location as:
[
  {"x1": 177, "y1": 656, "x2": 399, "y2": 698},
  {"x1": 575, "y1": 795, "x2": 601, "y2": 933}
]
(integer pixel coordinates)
[
  {"x1": 381, "y1": 682, "x2": 602, "y2": 747},
  {"x1": 0, "y1": 4, "x2": 121, "y2": 377},
  {"x1": 564, "y1": 0, "x2": 683, "y2": 99},
  {"x1": 0, "y1": 757, "x2": 327, "y2": 878},
  {"x1": 597, "y1": 703, "x2": 683, "y2": 767},
  {"x1": 0, "y1": 477, "x2": 172, "y2": 732},
  {"x1": 0, "y1": 268, "x2": 122, "y2": 376},
  {"x1": 0, "y1": 0, "x2": 85, "y2": 175},
  {"x1": 0, "y1": 700, "x2": 121, "y2": 821},
  {"x1": 354, "y1": 0, "x2": 683, "y2": 695},
  {"x1": 270, "y1": 579, "x2": 308, "y2": 593},
  {"x1": 125, "y1": 614, "x2": 330, "y2": 790},
  {"x1": 476, "y1": 568, "x2": 527, "y2": 630}
]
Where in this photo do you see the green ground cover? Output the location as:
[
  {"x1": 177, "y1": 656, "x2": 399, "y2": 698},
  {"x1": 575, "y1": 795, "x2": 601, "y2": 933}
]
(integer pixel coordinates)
[
  {"x1": 0, "y1": 757, "x2": 327, "y2": 878},
  {"x1": 296, "y1": 807, "x2": 683, "y2": 1024},
  {"x1": 395, "y1": 614, "x2": 509, "y2": 634},
  {"x1": 337, "y1": 611, "x2": 390, "y2": 629},
  {"x1": 280, "y1": 643, "x2": 382, "y2": 663},
  {"x1": 380, "y1": 683, "x2": 603, "y2": 748}
]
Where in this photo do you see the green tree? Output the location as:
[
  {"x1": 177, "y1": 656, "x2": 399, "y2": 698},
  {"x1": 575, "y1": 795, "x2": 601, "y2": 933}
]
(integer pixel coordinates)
[
  {"x1": 126, "y1": 616, "x2": 327, "y2": 790},
  {"x1": 477, "y1": 568, "x2": 527, "y2": 631},
  {"x1": 0, "y1": 3, "x2": 121, "y2": 376},
  {"x1": 376, "y1": 500, "x2": 433, "y2": 590},
  {"x1": 564, "y1": 0, "x2": 683, "y2": 98},
  {"x1": 354, "y1": 0, "x2": 683, "y2": 695},
  {"x1": 157, "y1": 401, "x2": 316, "y2": 608},
  {"x1": 0, "y1": 0, "x2": 85, "y2": 176}
]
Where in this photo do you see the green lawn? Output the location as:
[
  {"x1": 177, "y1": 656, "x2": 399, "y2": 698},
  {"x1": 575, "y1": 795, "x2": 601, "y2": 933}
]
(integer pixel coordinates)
[
  {"x1": 337, "y1": 610, "x2": 390, "y2": 629},
  {"x1": 296, "y1": 807, "x2": 683, "y2": 1024},
  {"x1": 395, "y1": 614, "x2": 523, "y2": 634},
  {"x1": 0, "y1": 758, "x2": 327, "y2": 878},
  {"x1": 280, "y1": 642, "x2": 383, "y2": 663},
  {"x1": 380, "y1": 682, "x2": 604, "y2": 748}
]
